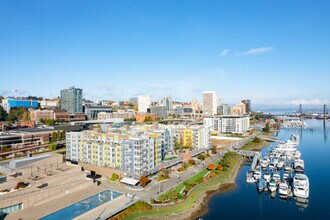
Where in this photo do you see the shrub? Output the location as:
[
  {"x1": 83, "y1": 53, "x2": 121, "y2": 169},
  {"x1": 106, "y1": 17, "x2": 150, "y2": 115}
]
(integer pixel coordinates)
[
  {"x1": 197, "y1": 154, "x2": 207, "y2": 160},
  {"x1": 211, "y1": 146, "x2": 217, "y2": 154},
  {"x1": 196, "y1": 177, "x2": 204, "y2": 184},
  {"x1": 110, "y1": 173, "x2": 119, "y2": 181},
  {"x1": 139, "y1": 176, "x2": 151, "y2": 187},
  {"x1": 188, "y1": 159, "x2": 195, "y2": 165},
  {"x1": 253, "y1": 137, "x2": 261, "y2": 143},
  {"x1": 207, "y1": 164, "x2": 216, "y2": 170},
  {"x1": 216, "y1": 164, "x2": 224, "y2": 171},
  {"x1": 48, "y1": 143, "x2": 57, "y2": 151},
  {"x1": 177, "y1": 167, "x2": 185, "y2": 172}
]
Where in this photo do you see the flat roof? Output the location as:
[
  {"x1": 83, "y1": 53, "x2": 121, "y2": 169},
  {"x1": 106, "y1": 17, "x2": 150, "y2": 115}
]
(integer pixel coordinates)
[
  {"x1": 11, "y1": 154, "x2": 51, "y2": 163},
  {"x1": 120, "y1": 177, "x2": 139, "y2": 186}
]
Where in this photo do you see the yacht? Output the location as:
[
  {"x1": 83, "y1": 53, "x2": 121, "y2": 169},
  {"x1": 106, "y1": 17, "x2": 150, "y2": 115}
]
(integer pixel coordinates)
[
  {"x1": 277, "y1": 160, "x2": 285, "y2": 170},
  {"x1": 253, "y1": 171, "x2": 262, "y2": 180},
  {"x1": 260, "y1": 160, "x2": 268, "y2": 169},
  {"x1": 284, "y1": 165, "x2": 292, "y2": 172},
  {"x1": 279, "y1": 182, "x2": 289, "y2": 196},
  {"x1": 273, "y1": 173, "x2": 281, "y2": 184},
  {"x1": 258, "y1": 179, "x2": 266, "y2": 192},
  {"x1": 294, "y1": 159, "x2": 305, "y2": 173},
  {"x1": 283, "y1": 173, "x2": 289, "y2": 182},
  {"x1": 263, "y1": 172, "x2": 271, "y2": 182},
  {"x1": 268, "y1": 179, "x2": 277, "y2": 192},
  {"x1": 269, "y1": 162, "x2": 275, "y2": 170},
  {"x1": 246, "y1": 171, "x2": 257, "y2": 183},
  {"x1": 294, "y1": 151, "x2": 302, "y2": 159},
  {"x1": 293, "y1": 174, "x2": 309, "y2": 199}
]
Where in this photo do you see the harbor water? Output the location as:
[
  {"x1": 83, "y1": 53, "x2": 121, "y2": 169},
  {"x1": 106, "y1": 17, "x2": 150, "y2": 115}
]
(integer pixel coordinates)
[{"x1": 202, "y1": 119, "x2": 330, "y2": 220}]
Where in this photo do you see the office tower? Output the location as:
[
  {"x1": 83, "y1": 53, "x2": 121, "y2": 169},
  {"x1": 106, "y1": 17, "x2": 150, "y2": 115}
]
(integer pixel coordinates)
[
  {"x1": 60, "y1": 86, "x2": 83, "y2": 114},
  {"x1": 138, "y1": 95, "x2": 151, "y2": 113}
]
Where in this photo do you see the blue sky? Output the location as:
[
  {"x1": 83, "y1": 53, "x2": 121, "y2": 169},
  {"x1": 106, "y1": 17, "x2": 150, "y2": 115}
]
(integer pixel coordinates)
[{"x1": 0, "y1": 0, "x2": 330, "y2": 110}]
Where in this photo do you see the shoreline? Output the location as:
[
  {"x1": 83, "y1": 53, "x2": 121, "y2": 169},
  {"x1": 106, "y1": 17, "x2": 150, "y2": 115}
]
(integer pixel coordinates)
[{"x1": 148, "y1": 138, "x2": 274, "y2": 220}]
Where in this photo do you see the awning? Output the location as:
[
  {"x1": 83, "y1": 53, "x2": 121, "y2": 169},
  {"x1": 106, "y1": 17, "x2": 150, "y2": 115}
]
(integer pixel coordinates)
[{"x1": 120, "y1": 177, "x2": 139, "y2": 186}]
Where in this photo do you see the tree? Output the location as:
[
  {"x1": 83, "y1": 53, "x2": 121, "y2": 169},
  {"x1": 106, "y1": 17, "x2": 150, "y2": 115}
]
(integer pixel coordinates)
[
  {"x1": 139, "y1": 176, "x2": 151, "y2": 187},
  {"x1": 263, "y1": 122, "x2": 270, "y2": 133},
  {"x1": 48, "y1": 143, "x2": 57, "y2": 151},
  {"x1": 0, "y1": 106, "x2": 7, "y2": 121},
  {"x1": 60, "y1": 130, "x2": 66, "y2": 140},
  {"x1": 211, "y1": 146, "x2": 217, "y2": 154},
  {"x1": 51, "y1": 132, "x2": 57, "y2": 143},
  {"x1": 207, "y1": 164, "x2": 216, "y2": 170}
]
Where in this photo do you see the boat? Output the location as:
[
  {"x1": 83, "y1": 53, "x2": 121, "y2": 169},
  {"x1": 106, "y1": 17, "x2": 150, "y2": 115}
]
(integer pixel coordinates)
[
  {"x1": 272, "y1": 173, "x2": 281, "y2": 184},
  {"x1": 258, "y1": 179, "x2": 266, "y2": 192},
  {"x1": 263, "y1": 172, "x2": 271, "y2": 182},
  {"x1": 268, "y1": 180, "x2": 277, "y2": 192},
  {"x1": 294, "y1": 159, "x2": 305, "y2": 173},
  {"x1": 279, "y1": 182, "x2": 289, "y2": 196},
  {"x1": 269, "y1": 162, "x2": 275, "y2": 170},
  {"x1": 293, "y1": 174, "x2": 309, "y2": 199},
  {"x1": 283, "y1": 173, "x2": 289, "y2": 182},
  {"x1": 284, "y1": 164, "x2": 292, "y2": 172},
  {"x1": 253, "y1": 171, "x2": 262, "y2": 180},
  {"x1": 294, "y1": 151, "x2": 302, "y2": 159},
  {"x1": 246, "y1": 171, "x2": 256, "y2": 183},
  {"x1": 277, "y1": 160, "x2": 285, "y2": 170},
  {"x1": 260, "y1": 160, "x2": 268, "y2": 169}
]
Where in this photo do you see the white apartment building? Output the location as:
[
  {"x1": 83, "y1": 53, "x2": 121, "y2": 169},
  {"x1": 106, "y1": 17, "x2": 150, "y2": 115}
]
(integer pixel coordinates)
[
  {"x1": 204, "y1": 115, "x2": 250, "y2": 134},
  {"x1": 202, "y1": 91, "x2": 219, "y2": 115},
  {"x1": 97, "y1": 110, "x2": 135, "y2": 120},
  {"x1": 138, "y1": 95, "x2": 151, "y2": 113}
]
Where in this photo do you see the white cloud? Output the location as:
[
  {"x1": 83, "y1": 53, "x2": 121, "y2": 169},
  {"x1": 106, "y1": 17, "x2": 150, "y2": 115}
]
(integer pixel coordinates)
[
  {"x1": 289, "y1": 99, "x2": 330, "y2": 106},
  {"x1": 220, "y1": 49, "x2": 230, "y2": 57},
  {"x1": 236, "y1": 47, "x2": 273, "y2": 56}
]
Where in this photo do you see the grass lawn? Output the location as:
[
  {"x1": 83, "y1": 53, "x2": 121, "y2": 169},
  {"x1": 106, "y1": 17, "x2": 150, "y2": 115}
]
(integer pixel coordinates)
[{"x1": 114, "y1": 155, "x2": 240, "y2": 220}]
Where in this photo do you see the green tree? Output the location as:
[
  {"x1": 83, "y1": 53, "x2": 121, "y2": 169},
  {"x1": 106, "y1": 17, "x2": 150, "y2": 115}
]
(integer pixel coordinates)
[
  {"x1": 48, "y1": 143, "x2": 57, "y2": 151},
  {"x1": 51, "y1": 132, "x2": 58, "y2": 143},
  {"x1": 263, "y1": 122, "x2": 270, "y2": 133},
  {"x1": 60, "y1": 130, "x2": 66, "y2": 140},
  {"x1": 0, "y1": 106, "x2": 7, "y2": 121}
]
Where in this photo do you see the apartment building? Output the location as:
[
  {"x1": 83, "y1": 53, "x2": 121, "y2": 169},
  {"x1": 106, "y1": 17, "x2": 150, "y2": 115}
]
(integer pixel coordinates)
[{"x1": 204, "y1": 115, "x2": 250, "y2": 134}]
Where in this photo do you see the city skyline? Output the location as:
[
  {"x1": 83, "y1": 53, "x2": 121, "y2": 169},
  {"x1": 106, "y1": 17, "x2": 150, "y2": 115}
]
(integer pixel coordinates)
[{"x1": 1, "y1": 0, "x2": 330, "y2": 110}]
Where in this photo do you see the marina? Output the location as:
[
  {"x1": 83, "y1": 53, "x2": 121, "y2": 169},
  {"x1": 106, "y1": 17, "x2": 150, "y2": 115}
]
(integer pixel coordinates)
[{"x1": 202, "y1": 119, "x2": 330, "y2": 219}]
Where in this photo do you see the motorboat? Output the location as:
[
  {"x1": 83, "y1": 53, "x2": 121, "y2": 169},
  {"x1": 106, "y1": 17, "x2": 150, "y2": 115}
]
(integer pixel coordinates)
[
  {"x1": 284, "y1": 164, "x2": 292, "y2": 172},
  {"x1": 253, "y1": 171, "x2": 262, "y2": 180},
  {"x1": 260, "y1": 160, "x2": 268, "y2": 169},
  {"x1": 279, "y1": 182, "x2": 289, "y2": 196},
  {"x1": 274, "y1": 158, "x2": 279, "y2": 165},
  {"x1": 246, "y1": 171, "x2": 257, "y2": 183},
  {"x1": 268, "y1": 179, "x2": 277, "y2": 192},
  {"x1": 277, "y1": 160, "x2": 285, "y2": 170},
  {"x1": 269, "y1": 162, "x2": 275, "y2": 170},
  {"x1": 258, "y1": 179, "x2": 266, "y2": 192},
  {"x1": 293, "y1": 174, "x2": 309, "y2": 199},
  {"x1": 294, "y1": 159, "x2": 305, "y2": 173},
  {"x1": 283, "y1": 173, "x2": 289, "y2": 182},
  {"x1": 263, "y1": 172, "x2": 271, "y2": 182},
  {"x1": 273, "y1": 173, "x2": 281, "y2": 184},
  {"x1": 294, "y1": 151, "x2": 302, "y2": 159}
]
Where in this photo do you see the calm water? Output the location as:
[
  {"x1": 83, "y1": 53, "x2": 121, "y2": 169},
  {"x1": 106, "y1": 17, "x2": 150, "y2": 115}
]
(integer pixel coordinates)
[{"x1": 202, "y1": 119, "x2": 330, "y2": 220}]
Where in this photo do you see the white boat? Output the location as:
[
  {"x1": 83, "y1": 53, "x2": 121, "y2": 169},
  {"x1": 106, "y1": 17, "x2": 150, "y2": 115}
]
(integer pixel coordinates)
[
  {"x1": 283, "y1": 173, "x2": 289, "y2": 182},
  {"x1": 294, "y1": 159, "x2": 305, "y2": 173},
  {"x1": 294, "y1": 151, "x2": 302, "y2": 159},
  {"x1": 284, "y1": 165, "x2": 292, "y2": 172},
  {"x1": 274, "y1": 158, "x2": 279, "y2": 165},
  {"x1": 253, "y1": 171, "x2": 262, "y2": 180},
  {"x1": 263, "y1": 172, "x2": 271, "y2": 182},
  {"x1": 293, "y1": 174, "x2": 309, "y2": 198},
  {"x1": 269, "y1": 162, "x2": 275, "y2": 170},
  {"x1": 246, "y1": 171, "x2": 257, "y2": 183},
  {"x1": 277, "y1": 160, "x2": 285, "y2": 169},
  {"x1": 268, "y1": 180, "x2": 277, "y2": 192},
  {"x1": 273, "y1": 173, "x2": 281, "y2": 184},
  {"x1": 279, "y1": 182, "x2": 289, "y2": 196},
  {"x1": 260, "y1": 160, "x2": 268, "y2": 169}
]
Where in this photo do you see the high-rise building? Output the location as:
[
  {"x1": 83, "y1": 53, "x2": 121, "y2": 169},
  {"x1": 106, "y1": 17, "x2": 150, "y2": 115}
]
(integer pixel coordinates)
[
  {"x1": 60, "y1": 87, "x2": 83, "y2": 114},
  {"x1": 231, "y1": 102, "x2": 246, "y2": 115},
  {"x1": 202, "y1": 91, "x2": 218, "y2": 115},
  {"x1": 138, "y1": 95, "x2": 151, "y2": 113},
  {"x1": 159, "y1": 97, "x2": 173, "y2": 111},
  {"x1": 204, "y1": 115, "x2": 250, "y2": 134},
  {"x1": 191, "y1": 99, "x2": 200, "y2": 113},
  {"x1": 217, "y1": 104, "x2": 231, "y2": 115},
  {"x1": 241, "y1": 100, "x2": 251, "y2": 113}
]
